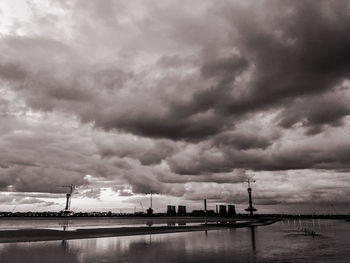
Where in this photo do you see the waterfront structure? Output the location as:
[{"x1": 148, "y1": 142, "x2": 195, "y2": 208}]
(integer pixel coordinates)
[
  {"x1": 57, "y1": 184, "x2": 75, "y2": 215},
  {"x1": 192, "y1": 210, "x2": 206, "y2": 216},
  {"x1": 245, "y1": 179, "x2": 257, "y2": 216},
  {"x1": 147, "y1": 192, "x2": 153, "y2": 215}
]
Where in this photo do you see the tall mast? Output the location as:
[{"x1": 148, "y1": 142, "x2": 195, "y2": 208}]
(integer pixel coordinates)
[
  {"x1": 57, "y1": 184, "x2": 75, "y2": 213},
  {"x1": 245, "y1": 179, "x2": 257, "y2": 216}
]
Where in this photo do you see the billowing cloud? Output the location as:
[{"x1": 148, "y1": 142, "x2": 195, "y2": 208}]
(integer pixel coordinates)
[{"x1": 0, "y1": 0, "x2": 350, "y2": 213}]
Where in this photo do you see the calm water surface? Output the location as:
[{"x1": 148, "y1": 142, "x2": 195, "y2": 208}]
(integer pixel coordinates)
[
  {"x1": 0, "y1": 217, "x2": 224, "y2": 230},
  {"x1": 0, "y1": 219, "x2": 349, "y2": 263}
]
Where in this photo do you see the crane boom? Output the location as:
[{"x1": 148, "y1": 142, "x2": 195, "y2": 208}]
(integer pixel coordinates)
[
  {"x1": 57, "y1": 184, "x2": 75, "y2": 214},
  {"x1": 57, "y1": 184, "x2": 75, "y2": 194}
]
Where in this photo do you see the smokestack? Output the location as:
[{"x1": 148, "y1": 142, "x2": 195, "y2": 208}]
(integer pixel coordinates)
[{"x1": 204, "y1": 199, "x2": 207, "y2": 211}]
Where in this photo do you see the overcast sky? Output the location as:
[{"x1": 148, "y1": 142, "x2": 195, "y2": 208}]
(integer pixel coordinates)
[{"x1": 0, "y1": 0, "x2": 350, "y2": 214}]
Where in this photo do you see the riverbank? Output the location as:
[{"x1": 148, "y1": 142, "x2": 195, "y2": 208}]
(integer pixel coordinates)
[{"x1": 0, "y1": 218, "x2": 279, "y2": 243}]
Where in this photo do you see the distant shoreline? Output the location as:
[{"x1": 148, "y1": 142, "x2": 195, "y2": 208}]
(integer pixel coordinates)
[
  {"x1": 0, "y1": 218, "x2": 279, "y2": 243},
  {"x1": 1, "y1": 214, "x2": 348, "y2": 220},
  {"x1": 0, "y1": 216, "x2": 233, "y2": 220}
]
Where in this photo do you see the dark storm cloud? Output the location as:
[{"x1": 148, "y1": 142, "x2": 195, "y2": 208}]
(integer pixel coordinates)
[
  {"x1": 95, "y1": 135, "x2": 179, "y2": 165},
  {"x1": 168, "y1": 138, "x2": 350, "y2": 175},
  {"x1": 277, "y1": 90, "x2": 350, "y2": 134},
  {"x1": 99, "y1": 113, "x2": 226, "y2": 141},
  {"x1": 1, "y1": 0, "x2": 350, "y2": 211},
  {"x1": 179, "y1": 0, "x2": 350, "y2": 123},
  {"x1": 1, "y1": 0, "x2": 350, "y2": 141},
  {"x1": 157, "y1": 170, "x2": 249, "y2": 185},
  {"x1": 213, "y1": 131, "x2": 275, "y2": 150},
  {"x1": 3, "y1": 167, "x2": 86, "y2": 193},
  {"x1": 120, "y1": 165, "x2": 186, "y2": 197},
  {"x1": 0, "y1": 114, "x2": 127, "y2": 194},
  {"x1": 101, "y1": 0, "x2": 350, "y2": 139},
  {"x1": 0, "y1": 63, "x2": 27, "y2": 81}
]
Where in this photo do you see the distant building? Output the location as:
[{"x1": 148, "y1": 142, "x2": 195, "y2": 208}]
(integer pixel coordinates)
[
  {"x1": 177, "y1": 205, "x2": 187, "y2": 216},
  {"x1": 192, "y1": 210, "x2": 206, "y2": 216},
  {"x1": 167, "y1": 205, "x2": 176, "y2": 216},
  {"x1": 228, "y1": 205, "x2": 236, "y2": 216},
  {"x1": 219, "y1": 205, "x2": 227, "y2": 216},
  {"x1": 206, "y1": 210, "x2": 216, "y2": 216}
]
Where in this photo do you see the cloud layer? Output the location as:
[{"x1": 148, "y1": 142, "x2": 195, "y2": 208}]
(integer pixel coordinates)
[{"x1": 0, "y1": 0, "x2": 350, "y2": 212}]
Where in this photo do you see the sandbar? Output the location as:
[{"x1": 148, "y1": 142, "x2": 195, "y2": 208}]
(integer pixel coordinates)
[{"x1": 0, "y1": 218, "x2": 279, "y2": 243}]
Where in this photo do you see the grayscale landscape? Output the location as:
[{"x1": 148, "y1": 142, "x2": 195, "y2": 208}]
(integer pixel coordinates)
[{"x1": 0, "y1": 0, "x2": 349, "y2": 262}]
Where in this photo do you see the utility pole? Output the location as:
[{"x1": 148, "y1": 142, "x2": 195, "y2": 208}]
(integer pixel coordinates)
[{"x1": 245, "y1": 179, "x2": 257, "y2": 216}]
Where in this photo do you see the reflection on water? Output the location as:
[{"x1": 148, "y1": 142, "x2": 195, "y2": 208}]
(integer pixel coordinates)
[
  {"x1": 0, "y1": 218, "x2": 203, "y2": 231},
  {"x1": 59, "y1": 220, "x2": 70, "y2": 231},
  {"x1": 250, "y1": 227, "x2": 256, "y2": 253},
  {"x1": 0, "y1": 241, "x2": 81, "y2": 263},
  {"x1": 0, "y1": 220, "x2": 349, "y2": 263}
]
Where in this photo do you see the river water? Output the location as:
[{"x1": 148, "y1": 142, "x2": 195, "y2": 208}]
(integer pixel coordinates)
[
  {"x1": 0, "y1": 219, "x2": 349, "y2": 263},
  {"x1": 0, "y1": 217, "x2": 234, "y2": 230}
]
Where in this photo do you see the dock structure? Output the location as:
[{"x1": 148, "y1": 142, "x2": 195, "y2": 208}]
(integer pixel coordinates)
[
  {"x1": 147, "y1": 192, "x2": 153, "y2": 215},
  {"x1": 245, "y1": 179, "x2": 257, "y2": 216},
  {"x1": 57, "y1": 184, "x2": 75, "y2": 216}
]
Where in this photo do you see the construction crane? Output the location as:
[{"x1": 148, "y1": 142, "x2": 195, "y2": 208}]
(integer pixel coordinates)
[
  {"x1": 57, "y1": 184, "x2": 75, "y2": 215},
  {"x1": 147, "y1": 192, "x2": 153, "y2": 215},
  {"x1": 146, "y1": 191, "x2": 155, "y2": 215},
  {"x1": 244, "y1": 179, "x2": 257, "y2": 216}
]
